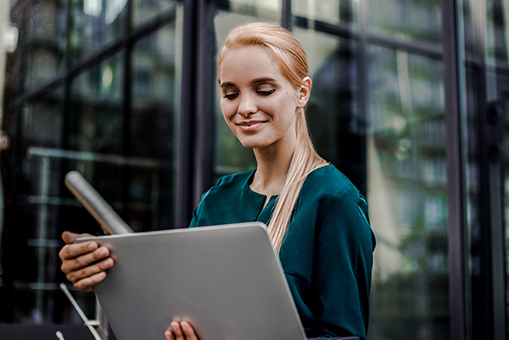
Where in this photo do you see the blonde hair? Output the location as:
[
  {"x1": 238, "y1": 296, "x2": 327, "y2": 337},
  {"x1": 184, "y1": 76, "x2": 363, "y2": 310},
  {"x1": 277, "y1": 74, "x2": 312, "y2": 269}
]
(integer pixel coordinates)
[{"x1": 217, "y1": 22, "x2": 328, "y2": 253}]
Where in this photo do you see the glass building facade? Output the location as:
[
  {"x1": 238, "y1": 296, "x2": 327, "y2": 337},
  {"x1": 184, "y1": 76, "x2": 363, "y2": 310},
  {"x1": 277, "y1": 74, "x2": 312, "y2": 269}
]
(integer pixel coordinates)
[{"x1": 0, "y1": 0, "x2": 507, "y2": 339}]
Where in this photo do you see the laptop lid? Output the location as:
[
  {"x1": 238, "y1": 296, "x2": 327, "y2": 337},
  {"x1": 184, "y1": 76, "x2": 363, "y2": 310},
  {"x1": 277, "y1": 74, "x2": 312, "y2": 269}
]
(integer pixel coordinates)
[{"x1": 76, "y1": 222, "x2": 307, "y2": 340}]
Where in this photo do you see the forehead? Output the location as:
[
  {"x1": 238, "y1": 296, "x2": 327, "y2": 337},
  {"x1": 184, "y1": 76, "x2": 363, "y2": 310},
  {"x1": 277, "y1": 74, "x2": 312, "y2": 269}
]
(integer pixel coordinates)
[{"x1": 219, "y1": 46, "x2": 285, "y2": 84}]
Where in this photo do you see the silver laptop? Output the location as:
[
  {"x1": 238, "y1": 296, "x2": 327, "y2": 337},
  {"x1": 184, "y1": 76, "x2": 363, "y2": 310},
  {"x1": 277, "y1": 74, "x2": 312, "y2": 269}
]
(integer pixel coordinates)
[{"x1": 77, "y1": 222, "x2": 307, "y2": 340}]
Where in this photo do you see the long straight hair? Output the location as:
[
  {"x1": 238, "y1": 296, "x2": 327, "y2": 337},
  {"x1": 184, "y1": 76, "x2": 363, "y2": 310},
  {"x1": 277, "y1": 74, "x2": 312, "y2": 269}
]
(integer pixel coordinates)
[{"x1": 217, "y1": 22, "x2": 328, "y2": 253}]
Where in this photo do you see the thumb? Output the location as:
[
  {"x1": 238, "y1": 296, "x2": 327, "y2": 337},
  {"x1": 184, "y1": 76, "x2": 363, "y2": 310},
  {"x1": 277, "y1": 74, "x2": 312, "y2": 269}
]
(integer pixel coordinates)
[{"x1": 61, "y1": 231, "x2": 94, "y2": 244}]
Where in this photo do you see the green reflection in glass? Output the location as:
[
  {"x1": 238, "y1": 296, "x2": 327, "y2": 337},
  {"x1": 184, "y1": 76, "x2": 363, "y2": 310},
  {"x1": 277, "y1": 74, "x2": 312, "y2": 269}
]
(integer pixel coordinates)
[
  {"x1": 132, "y1": 0, "x2": 176, "y2": 27},
  {"x1": 367, "y1": 45, "x2": 448, "y2": 339},
  {"x1": 292, "y1": 0, "x2": 360, "y2": 25},
  {"x1": 70, "y1": 53, "x2": 123, "y2": 154},
  {"x1": 70, "y1": 0, "x2": 127, "y2": 65},
  {"x1": 367, "y1": 0, "x2": 442, "y2": 46}
]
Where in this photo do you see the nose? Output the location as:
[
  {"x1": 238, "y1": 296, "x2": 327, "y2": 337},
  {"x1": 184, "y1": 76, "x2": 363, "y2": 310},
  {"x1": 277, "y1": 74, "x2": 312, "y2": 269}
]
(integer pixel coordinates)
[{"x1": 237, "y1": 93, "x2": 257, "y2": 117}]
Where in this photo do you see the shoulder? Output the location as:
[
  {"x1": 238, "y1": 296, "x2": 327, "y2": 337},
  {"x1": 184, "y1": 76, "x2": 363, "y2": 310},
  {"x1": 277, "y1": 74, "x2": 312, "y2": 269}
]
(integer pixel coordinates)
[
  {"x1": 301, "y1": 164, "x2": 359, "y2": 201},
  {"x1": 297, "y1": 164, "x2": 374, "y2": 245}
]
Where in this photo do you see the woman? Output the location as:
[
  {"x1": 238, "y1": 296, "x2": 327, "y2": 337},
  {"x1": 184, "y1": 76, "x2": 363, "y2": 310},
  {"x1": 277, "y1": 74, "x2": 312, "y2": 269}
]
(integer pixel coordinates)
[{"x1": 60, "y1": 22, "x2": 376, "y2": 340}]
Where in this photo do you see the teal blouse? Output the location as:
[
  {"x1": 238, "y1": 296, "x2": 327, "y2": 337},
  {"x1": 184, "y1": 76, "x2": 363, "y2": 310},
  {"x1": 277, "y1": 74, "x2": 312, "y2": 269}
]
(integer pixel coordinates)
[{"x1": 189, "y1": 165, "x2": 376, "y2": 339}]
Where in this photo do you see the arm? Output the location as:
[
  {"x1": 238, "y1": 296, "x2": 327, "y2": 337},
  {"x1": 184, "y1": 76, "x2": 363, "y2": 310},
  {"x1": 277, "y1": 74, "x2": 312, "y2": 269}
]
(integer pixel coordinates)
[{"x1": 313, "y1": 191, "x2": 375, "y2": 339}]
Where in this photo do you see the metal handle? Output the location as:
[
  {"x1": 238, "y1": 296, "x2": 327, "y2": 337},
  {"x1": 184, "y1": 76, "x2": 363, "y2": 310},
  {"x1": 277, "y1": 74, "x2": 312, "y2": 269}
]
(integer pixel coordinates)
[{"x1": 64, "y1": 171, "x2": 134, "y2": 235}]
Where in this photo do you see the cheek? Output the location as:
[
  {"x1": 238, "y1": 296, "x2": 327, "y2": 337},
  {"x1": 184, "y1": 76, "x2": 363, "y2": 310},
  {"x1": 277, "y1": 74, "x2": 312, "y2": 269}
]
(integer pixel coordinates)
[{"x1": 220, "y1": 100, "x2": 237, "y2": 120}]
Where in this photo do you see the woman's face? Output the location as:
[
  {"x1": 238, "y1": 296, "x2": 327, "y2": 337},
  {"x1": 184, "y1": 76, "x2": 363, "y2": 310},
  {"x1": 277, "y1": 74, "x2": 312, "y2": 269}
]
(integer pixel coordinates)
[{"x1": 218, "y1": 46, "x2": 309, "y2": 151}]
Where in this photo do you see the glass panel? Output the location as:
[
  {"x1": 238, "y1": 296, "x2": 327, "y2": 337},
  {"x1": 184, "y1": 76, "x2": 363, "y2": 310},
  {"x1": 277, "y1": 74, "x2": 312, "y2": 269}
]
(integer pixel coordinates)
[
  {"x1": 23, "y1": 0, "x2": 68, "y2": 90},
  {"x1": 293, "y1": 28, "x2": 365, "y2": 189},
  {"x1": 486, "y1": 0, "x2": 509, "y2": 63},
  {"x1": 1, "y1": 89, "x2": 100, "y2": 324},
  {"x1": 295, "y1": 24, "x2": 449, "y2": 339},
  {"x1": 461, "y1": 0, "x2": 509, "y2": 336},
  {"x1": 292, "y1": 0, "x2": 360, "y2": 25},
  {"x1": 228, "y1": 0, "x2": 282, "y2": 18},
  {"x1": 365, "y1": 45, "x2": 448, "y2": 339},
  {"x1": 132, "y1": 0, "x2": 176, "y2": 27},
  {"x1": 367, "y1": 0, "x2": 442, "y2": 46},
  {"x1": 213, "y1": 8, "x2": 281, "y2": 176},
  {"x1": 69, "y1": 0, "x2": 128, "y2": 64},
  {"x1": 70, "y1": 53, "x2": 123, "y2": 154},
  {"x1": 131, "y1": 18, "x2": 181, "y2": 229}
]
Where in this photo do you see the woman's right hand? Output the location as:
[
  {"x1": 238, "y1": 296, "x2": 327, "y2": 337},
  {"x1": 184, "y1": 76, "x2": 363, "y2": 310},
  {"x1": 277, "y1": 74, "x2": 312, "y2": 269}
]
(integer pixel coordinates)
[{"x1": 59, "y1": 231, "x2": 114, "y2": 292}]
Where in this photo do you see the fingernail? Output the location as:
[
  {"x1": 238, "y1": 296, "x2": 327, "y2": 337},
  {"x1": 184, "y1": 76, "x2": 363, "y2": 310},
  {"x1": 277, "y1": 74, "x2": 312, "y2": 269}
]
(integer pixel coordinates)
[
  {"x1": 88, "y1": 242, "x2": 96, "y2": 250},
  {"x1": 171, "y1": 322, "x2": 178, "y2": 331},
  {"x1": 99, "y1": 248, "x2": 108, "y2": 256},
  {"x1": 104, "y1": 258, "x2": 113, "y2": 267}
]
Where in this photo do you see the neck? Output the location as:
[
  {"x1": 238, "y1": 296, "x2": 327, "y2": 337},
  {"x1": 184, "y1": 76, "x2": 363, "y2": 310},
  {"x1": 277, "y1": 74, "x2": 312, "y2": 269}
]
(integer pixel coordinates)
[{"x1": 251, "y1": 131, "x2": 297, "y2": 197}]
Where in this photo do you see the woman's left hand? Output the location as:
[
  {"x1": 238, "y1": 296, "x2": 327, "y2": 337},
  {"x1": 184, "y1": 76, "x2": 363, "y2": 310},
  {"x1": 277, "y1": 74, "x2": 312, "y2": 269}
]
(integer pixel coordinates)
[{"x1": 164, "y1": 320, "x2": 199, "y2": 340}]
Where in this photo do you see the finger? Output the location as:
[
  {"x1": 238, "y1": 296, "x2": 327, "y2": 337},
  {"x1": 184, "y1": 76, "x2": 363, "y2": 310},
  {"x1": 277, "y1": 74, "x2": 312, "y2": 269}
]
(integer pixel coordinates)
[
  {"x1": 64, "y1": 256, "x2": 114, "y2": 283},
  {"x1": 61, "y1": 231, "x2": 94, "y2": 244},
  {"x1": 72, "y1": 271, "x2": 107, "y2": 292},
  {"x1": 58, "y1": 241, "x2": 110, "y2": 265},
  {"x1": 59, "y1": 240, "x2": 99, "y2": 262},
  {"x1": 171, "y1": 321, "x2": 185, "y2": 340},
  {"x1": 60, "y1": 245, "x2": 110, "y2": 273},
  {"x1": 181, "y1": 321, "x2": 198, "y2": 340},
  {"x1": 164, "y1": 328, "x2": 174, "y2": 340}
]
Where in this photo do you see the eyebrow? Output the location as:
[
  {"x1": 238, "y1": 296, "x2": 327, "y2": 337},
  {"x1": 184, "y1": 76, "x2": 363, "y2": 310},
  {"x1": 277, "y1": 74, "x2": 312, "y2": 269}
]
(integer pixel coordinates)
[{"x1": 219, "y1": 77, "x2": 277, "y2": 89}]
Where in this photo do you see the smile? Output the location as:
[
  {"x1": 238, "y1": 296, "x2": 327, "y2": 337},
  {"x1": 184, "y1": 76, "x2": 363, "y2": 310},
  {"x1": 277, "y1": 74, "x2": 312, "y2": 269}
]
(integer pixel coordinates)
[{"x1": 236, "y1": 120, "x2": 267, "y2": 132}]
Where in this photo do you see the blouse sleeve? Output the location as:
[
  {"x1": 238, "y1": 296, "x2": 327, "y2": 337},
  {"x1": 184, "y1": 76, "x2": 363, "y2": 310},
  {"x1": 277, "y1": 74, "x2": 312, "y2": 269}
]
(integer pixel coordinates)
[{"x1": 313, "y1": 189, "x2": 375, "y2": 339}]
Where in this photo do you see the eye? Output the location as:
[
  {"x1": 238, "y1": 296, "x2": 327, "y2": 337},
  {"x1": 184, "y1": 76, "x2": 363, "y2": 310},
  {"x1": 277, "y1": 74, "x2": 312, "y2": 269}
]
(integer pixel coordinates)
[
  {"x1": 257, "y1": 89, "x2": 276, "y2": 97},
  {"x1": 223, "y1": 93, "x2": 238, "y2": 100}
]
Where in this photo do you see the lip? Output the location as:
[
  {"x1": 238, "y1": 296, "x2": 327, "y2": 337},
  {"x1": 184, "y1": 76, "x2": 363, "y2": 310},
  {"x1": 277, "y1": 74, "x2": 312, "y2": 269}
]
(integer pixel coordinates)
[{"x1": 236, "y1": 120, "x2": 267, "y2": 132}]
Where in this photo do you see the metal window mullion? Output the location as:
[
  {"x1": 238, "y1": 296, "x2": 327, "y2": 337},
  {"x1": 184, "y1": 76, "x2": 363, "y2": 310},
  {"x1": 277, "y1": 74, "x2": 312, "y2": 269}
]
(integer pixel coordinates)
[
  {"x1": 192, "y1": 0, "x2": 216, "y2": 209},
  {"x1": 176, "y1": 0, "x2": 199, "y2": 228},
  {"x1": 117, "y1": 0, "x2": 134, "y2": 212},
  {"x1": 282, "y1": 0, "x2": 292, "y2": 30},
  {"x1": 441, "y1": 0, "x2": 468, "y2": 339}
]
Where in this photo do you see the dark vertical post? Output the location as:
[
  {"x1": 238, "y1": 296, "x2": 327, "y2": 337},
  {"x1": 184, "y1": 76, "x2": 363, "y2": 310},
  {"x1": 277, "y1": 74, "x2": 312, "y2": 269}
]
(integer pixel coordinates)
[
  {"x1": 471, "y1": 0, "x2": 508, "y2": 338},
  {"x1": 441, "y1": 0, "x2": 467, "y2": 339},
  {"x1": 176, "y1": 0, "x2": 198, "y2": 228},
  {"x1": 354, "y1": 0, "x2": 367, "y2": 196},
  {"x1": 118, "y1": 0, "x2": 133, "y2": 216},
  {"x1": 193, "y1": 0, "x2": 216, "y2": 207},
  {"x1": 491, "y1": 1, "x2": 509, "y2": 338},
  {"x1": 281, "y1": 0, "x2": 292, "y2": 31}
]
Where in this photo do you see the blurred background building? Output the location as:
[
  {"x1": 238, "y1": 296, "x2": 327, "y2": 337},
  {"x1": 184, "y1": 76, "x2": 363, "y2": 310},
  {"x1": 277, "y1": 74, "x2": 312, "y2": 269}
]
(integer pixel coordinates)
[{"x1": 0, "y1": 0, "x2": 507, "y2": 339}]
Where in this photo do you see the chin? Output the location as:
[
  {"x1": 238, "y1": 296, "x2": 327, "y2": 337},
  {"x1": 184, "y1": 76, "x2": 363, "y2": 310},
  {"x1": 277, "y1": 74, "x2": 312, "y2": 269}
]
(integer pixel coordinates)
[{"x1": 239, "y1": 139, "x2": 270, "y2": 150}]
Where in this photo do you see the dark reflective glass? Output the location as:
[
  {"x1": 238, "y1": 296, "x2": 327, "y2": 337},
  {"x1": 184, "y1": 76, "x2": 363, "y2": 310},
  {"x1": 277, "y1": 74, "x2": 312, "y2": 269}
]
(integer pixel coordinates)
[
  {"x1": 69, "y1": 0, "x2": 128, "y2": 64},
  {"x1": 461, "y1": 0, "x2": 509, "y2": 335},
  {"x1": 22, "y1": 0, "x2": 68, "y2": 90},
  {"x1": 0, "y1": 87, "x2": 100, "y2": 324},
  {"x1": 131, "y1": 19, "x2": 181, "y2": 230},
  {"x1": 70, "y1": 53, "x2": 123, "y2": 154}
]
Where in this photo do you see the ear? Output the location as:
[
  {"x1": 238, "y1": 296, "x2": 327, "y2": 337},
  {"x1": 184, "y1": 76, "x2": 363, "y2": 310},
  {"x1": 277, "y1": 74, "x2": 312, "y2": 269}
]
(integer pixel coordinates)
[{"x1": 297, "y1": 76, "x2": 312, "y2": 108}]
